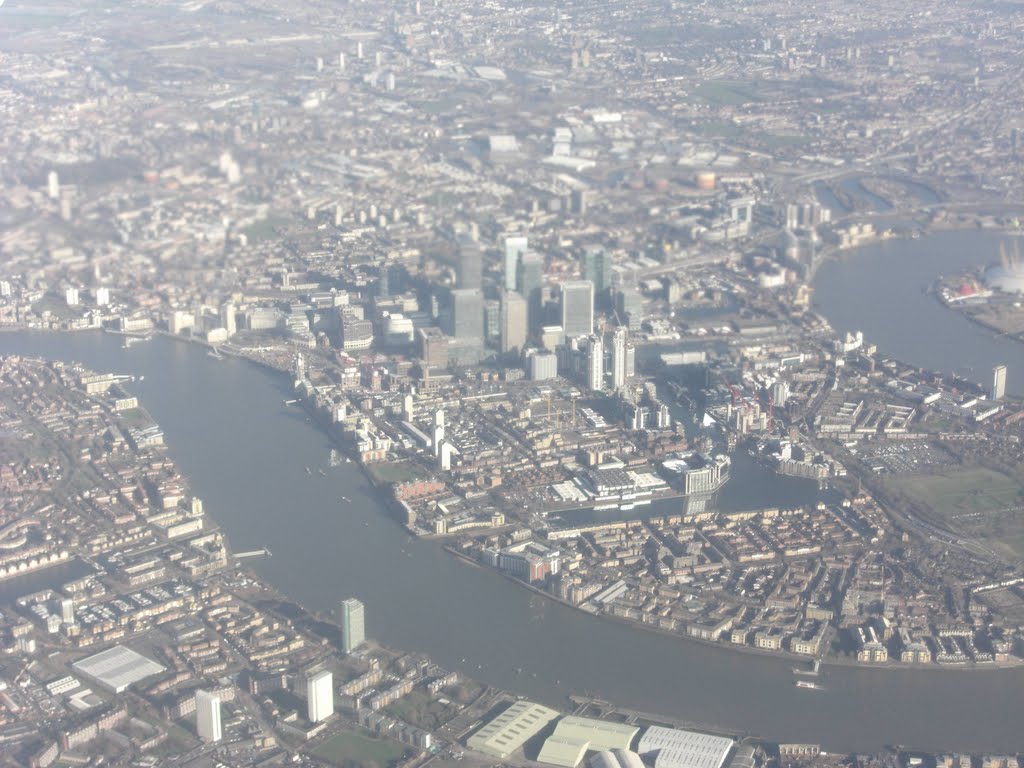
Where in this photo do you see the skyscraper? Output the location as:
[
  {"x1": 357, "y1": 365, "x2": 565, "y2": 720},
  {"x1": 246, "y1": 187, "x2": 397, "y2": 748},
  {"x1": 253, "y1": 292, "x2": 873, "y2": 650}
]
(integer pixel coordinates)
[
  {"x1": 456, "y1": 234, "x2": 482, "y2": 290},
  {"x1": 417, "y1": 327, "x2": 449, "y2": 368},
  {"x1": 992, "y1": 365, "x2": 1007, "y2": 400},
  {"x1": 195, "y1": 690, "x2": 222, "y2": 743},
  {"x1": 560, "y1": 280, "x2": 594, "y2": 337},
  {"x1": 517, "y1": 252, "x2": 544, "y2": 329},
  {"x1": 616, "y1": 288, "x2": 642, "y2": 329},
  {"x1": 586, "y1": 335, "x2": 604, "y2": 392},
  {"x1": 339, "y1": 598, "x2": 365, "y2": 654},
  {"x1": 503, "y1": 235, "x2": 529, "y2": 291},
  {"x1": 306, "y1": 670, "x2": 334, "y2": 723},
  {"x1": 484, "y1": 299, "x2": 501, "y2": 345},
  {"x1": 220, "y1": 302, "x2": 236, "y2": 337},
  {"x1": 449, "y1": 289, "x2": 484, "y2": 341},
  {"x1": 500, "y1": 290, "x2": 528, "y2": 354},
  {"x1": 378, "y1": 263, "x2": 406, "y2": 298},
  {"x1": 610, "y1": 327, "x2": 627, "y2": 389},
  {"x1": 583, "y1": 245, "x2": 612, "y2": 295}
]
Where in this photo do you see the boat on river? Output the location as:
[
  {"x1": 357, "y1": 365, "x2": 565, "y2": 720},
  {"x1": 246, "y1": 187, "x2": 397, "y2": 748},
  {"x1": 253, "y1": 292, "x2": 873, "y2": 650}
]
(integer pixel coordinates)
[{"x1": 796, "y1": 680, "x2": 824, "y2": 691}]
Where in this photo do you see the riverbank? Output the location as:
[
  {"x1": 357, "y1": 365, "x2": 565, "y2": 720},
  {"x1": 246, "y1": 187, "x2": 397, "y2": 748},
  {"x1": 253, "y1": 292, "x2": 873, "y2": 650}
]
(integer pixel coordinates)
[
  {"x1": 5, "y1": 325, "x2": 1014, "y2": 677},
  {"x1": 3, "y1": 328, "x2": 1023, "y2": 753}
]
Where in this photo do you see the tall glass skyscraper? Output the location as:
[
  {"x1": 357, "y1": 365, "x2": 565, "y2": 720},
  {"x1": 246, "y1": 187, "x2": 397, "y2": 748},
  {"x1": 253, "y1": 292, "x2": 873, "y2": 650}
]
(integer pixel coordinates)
[
  {"x1": 560, "y1": 280, "x2": 594, "y2": 337},
  {"x1": 517, "y1": 252, "x2": 544, "y2": 329},
  {"x1": 339, "y1": 598, "x2": 365, "y2": 654},
  {"x1": 503, "y1": 235, "x2": 528, "y2": 291}
]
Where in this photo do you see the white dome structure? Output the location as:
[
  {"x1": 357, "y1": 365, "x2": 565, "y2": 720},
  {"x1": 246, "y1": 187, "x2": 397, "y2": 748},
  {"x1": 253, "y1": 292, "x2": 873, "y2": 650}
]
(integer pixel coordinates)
[{"x1": 985, "y1": 263, "x2": 1024, "y2": 294}]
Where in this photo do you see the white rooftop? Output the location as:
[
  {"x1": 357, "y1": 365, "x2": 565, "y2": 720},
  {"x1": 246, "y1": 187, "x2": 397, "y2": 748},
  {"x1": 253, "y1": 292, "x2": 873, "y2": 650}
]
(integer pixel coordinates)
[
  {"x1": 72, "y1": 645, "x2": 165, "y2": 693},
  {"x1": 638, "y1": 727, "x2": 734, "y2": 768}
]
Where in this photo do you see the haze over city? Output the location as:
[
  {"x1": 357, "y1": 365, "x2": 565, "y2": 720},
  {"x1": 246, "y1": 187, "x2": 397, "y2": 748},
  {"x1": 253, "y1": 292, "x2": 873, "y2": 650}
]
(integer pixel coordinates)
[{"x1": 2, "y1": 1, "x2": 1024, "y2": 768}]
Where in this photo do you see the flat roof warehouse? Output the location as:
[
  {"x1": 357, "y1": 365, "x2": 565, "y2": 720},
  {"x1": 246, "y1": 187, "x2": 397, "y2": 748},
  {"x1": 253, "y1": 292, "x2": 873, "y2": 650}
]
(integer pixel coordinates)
[
  {"x1": 72, "y1": 645, "x2": 166, "y2": 693},
  {"x1": 466, "y1": 700, "x2": 735, "y2": 768}
]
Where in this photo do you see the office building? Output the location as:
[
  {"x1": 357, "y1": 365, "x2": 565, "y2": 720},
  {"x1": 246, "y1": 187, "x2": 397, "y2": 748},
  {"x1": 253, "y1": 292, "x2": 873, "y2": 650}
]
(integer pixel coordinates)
[
  {"x1": 503, "y1": 235, "x2": 529, "y2": 291},
  {"x1": 306, "y1": 670, "x2": 334, "y2": 723},
  {"x1": 220, "y1": 302, "x2": 236, "y2": 337},
  {"x1": 47, "y1": 170, "x2": 60, "y2": 200},
  {"x1": 583, "y1": 245, "x2": 612, "y2": 295},
  {"x1": 95, "y1": 287, "x2": 110, "y2": 307},
  {"x1": 992, "y1": 365, "x2": 1007, "y2": 400},
  {"x1": 586, "y1": 335, "x2": 604, "y2": 392},
  {"x1": 561, "y1": 280, "x2": 594, "y2": 337},
  {"x1": 195, "y1": 690, "x2": 222, "y2": 743},
  {"x1": 484, "y1": 299, "x2": 501, "y2": 345},
  {"x1": 541, "y1": 325, "x2": 566, "y2": 351},
  {"x1": 65, "y1": 287, "x2": 80, "y2": 307},
  {"x1": 457, "y1": 234, "x2": 482, "y2": 290},
  {"x1": 417, "y1": 327, "x2": 449, "y2": 368},
  {"x1": 60, "y1": 598, "x2": 75, "y2": 625},
  {"x1": 339, "y1": 598, "x2": 365, "y2": 653},
  {"x1": 529, "y1": 351, "x2": 558, "y2": 381},
  {"x1": 517, "y1": 252, "x2": 544, "y2": 328},
  {"x1": 571, "y1": 189, "x2": 588, "y2": 216},
  {"x1": 341, "y1": 314, "x2": 374, "y2": 351},
  {"x1": 616, "y1": 289, "x2": 642, "y2": 329},
  {"x1": 378, "y1": 263, "x2": 406, "y2": 297},
  {"x1": 449, "y1": 289, "x2": 484, "y2": 341},
  {"x1": 500, "y1": 290, "x2": 528, "y2": 354},
  {"x1": 610, "y1": 327, "x2": 627, "y2": 389}
]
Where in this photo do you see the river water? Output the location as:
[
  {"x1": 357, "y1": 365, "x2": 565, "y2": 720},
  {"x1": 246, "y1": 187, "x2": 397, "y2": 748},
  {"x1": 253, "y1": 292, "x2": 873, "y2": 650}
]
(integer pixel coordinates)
[
  {"x1": 2, "y1": 249, "x2": 1023, "y2": 754},
  {"x1": 813, "y1": 229, "x2": 1023, "y2": 395}
]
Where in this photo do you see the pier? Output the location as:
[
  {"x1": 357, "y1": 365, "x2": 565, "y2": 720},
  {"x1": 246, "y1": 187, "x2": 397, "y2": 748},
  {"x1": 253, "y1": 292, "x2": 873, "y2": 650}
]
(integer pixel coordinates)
[{"x1": 234, "y1": 548, "x2": 272, "y2": 560}]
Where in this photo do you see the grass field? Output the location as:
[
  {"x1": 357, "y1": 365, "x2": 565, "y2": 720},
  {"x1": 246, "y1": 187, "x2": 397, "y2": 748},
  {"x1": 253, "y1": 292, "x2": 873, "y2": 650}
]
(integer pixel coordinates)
[
  {"x1": 312, "y1": 729, "x2": 408, "y2": 766},
  {"x1": 693, "y1": 80, "x2": 771, "y2": 106},
  {"x1": 893, "y1": 468, "x2": 1024, "y2": 518},
  {"x1": 241, "y1": 215, "x2": 290, "y2": 244},
  {"x1": 892, "y1": 468, "x2": 1024, "y2": 559},
  {"x1": 756, "y1": 133, "x2": 811, "y2": 149},
  {"x1": 367, "y1": 460, "x2": 424, "y2": 485}
]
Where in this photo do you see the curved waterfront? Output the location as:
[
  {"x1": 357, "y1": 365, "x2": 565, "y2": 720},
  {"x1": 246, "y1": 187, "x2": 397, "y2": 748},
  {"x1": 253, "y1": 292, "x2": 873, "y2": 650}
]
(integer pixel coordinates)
[
  {"x1": 2, "y1": 327, "x2": 1023, "y2": 753},
  {"x1": 814, "y1": 229, "x2": 1024, "y2": 395}
]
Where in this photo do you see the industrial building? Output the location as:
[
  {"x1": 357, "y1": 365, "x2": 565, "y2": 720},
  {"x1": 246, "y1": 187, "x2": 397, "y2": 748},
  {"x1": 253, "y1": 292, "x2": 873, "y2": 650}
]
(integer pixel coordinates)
[
  {"x1": 537, "y1": 716, "x2": 640, "y2": 767},
  {"x1": 539, "y1": 736, "x2": 592, "y2": 767},
  {"x1": 466, "y1": 699, "x2": 560, "y2": 759},
  {"x1": 589, "y1": 750, "x2": 647, "y2": 768},
  {"x1": 72, "y1": 645, "x2": 166, "y2": 694},
  {"x1": 637, "y1": 726, "x2": 734, "y2": 768}
]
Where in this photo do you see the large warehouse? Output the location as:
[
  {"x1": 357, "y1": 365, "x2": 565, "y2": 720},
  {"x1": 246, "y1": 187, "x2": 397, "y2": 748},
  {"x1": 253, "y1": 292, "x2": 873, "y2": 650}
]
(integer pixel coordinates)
[
  {"x1": 537, "y1": 715, "x2": 640, "y2": 767},
  {"x1": 589, "y1": 750, "x2": 647, "y2": 768},
  {"x1": 72, "y1": 645, "x2": 166, "y2": 693},
  {"x1": 466, "y1": 700, "x2": 560, "y2": 759},
  {"x1": 638, "y1": 726, "x2": 734, "y2": 768}
]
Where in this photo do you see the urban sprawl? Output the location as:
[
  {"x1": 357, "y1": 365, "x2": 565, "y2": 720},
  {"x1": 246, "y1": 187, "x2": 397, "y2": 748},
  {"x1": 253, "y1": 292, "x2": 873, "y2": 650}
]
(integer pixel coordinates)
[{"x1": 2, "y1": 0, "x2": 1024, "y2": 767}]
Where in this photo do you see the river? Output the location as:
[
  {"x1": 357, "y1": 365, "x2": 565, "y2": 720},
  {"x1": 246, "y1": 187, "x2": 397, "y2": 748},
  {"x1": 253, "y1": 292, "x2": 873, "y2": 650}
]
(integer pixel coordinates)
[
  {"x1": 814, "y1": 229, "x2": 1024, "y2": 395},
  {"x1": 1, "y1": 302, "x2": 1023, "y2": 752}
]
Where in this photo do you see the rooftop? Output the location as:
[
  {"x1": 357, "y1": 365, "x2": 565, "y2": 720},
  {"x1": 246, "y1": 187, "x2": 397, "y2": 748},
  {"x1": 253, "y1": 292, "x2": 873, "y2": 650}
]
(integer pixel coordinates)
[{"x1": 72, "y1": 645, "x2": 166, "y2": 693}]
